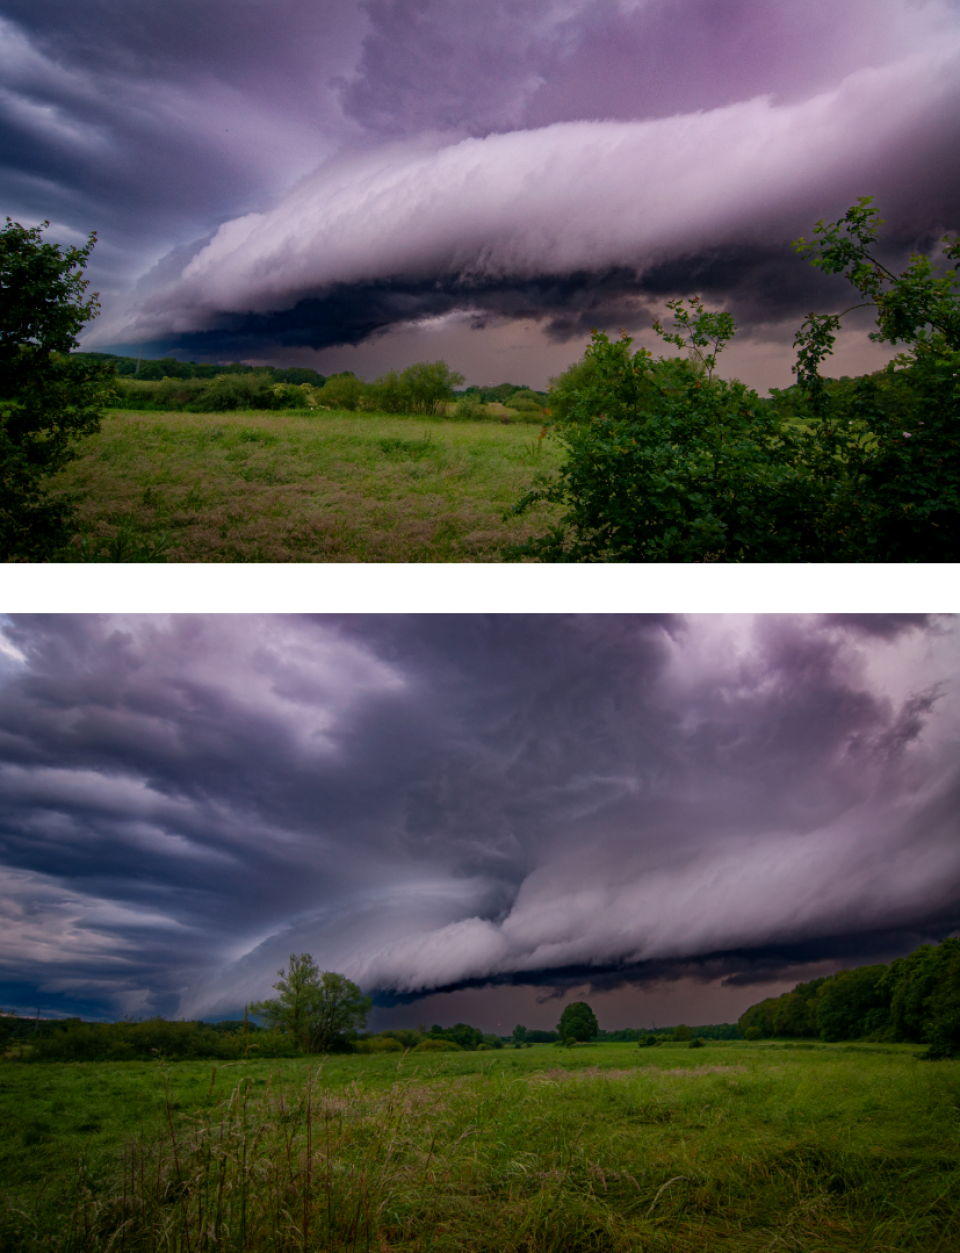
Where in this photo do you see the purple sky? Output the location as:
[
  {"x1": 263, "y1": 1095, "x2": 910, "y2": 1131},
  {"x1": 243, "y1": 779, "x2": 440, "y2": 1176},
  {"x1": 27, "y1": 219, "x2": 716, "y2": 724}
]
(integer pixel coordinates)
[
  {"x1": 3, "y1": 0, "x2": 960, "y2": 390},
  {"x1": 1, "y1": 615, "x2": 957, "y2": 1032}
]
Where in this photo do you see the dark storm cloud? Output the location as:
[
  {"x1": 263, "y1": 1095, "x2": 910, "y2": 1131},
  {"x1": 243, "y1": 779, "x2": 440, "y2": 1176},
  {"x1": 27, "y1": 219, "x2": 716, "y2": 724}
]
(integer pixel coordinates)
[
  {"x1": 344, "y1": 0, "x2": 939, "y2": 136},
  {"x1": 152, "y1": 245, "x2": 885, "y2": 361},
  {"x1": 4, "y1": 1, "x2": 956, "y2": 358},
  {"x1": 0, "y1": 615, "x2": 957, "y2": 1021},
  {"x1": 154, "y1": 270, "x2": 659, "y2": 359},
  {"x1": 93, "y1": 2, "x2": 960, "y2": 353},
  {"x1": 0, "y1": 1, "x2": 366, "y2": 282}
]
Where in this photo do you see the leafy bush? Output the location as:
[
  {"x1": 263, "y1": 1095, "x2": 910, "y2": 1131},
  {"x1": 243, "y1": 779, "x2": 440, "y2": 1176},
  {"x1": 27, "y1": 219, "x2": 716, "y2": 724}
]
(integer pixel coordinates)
[
  {"x1": 671, "y1": 1025, "x2": 692, "y2": 1042},
  {"x1": 319, "y1": 372, "x2": 365, "y2": 411},
  {"x1": 454, "y1": 395, "x2": 487, "y2": 419},
  {"x1": 113, "y1": 373, "x2": 313, "y2": 412},
  {"x1": 513, "y1": 200, "x2": 960, "y2": 563},
  {"x1": 413, "y1": 1038, "x2": 462, "y2": 1052},
  {"x1": 352, "y1": 1037, "x2": 404, "y2": 1054},
  {"x1": 379, "y1": 1028, "x2": 423, "y2": 1049},
  {"x1": 1, "y1": 219, "x2": 113, "y2": 559},
  {"x1": 24, "y1": 1017, "x2": 299, "y2": 1061}
]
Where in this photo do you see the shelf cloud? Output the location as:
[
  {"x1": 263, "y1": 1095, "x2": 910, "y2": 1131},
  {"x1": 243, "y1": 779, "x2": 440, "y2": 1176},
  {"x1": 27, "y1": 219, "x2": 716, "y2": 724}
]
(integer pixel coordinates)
[
  {"x1": 4, "y1": 1, "x2": 959, "y2": 379},
  {"x1": 1, "y1": 615, "x2": 956, "y2": 1022},
  {"x1": 94, "y1": 40, "x2": 960, "y2": 352}
]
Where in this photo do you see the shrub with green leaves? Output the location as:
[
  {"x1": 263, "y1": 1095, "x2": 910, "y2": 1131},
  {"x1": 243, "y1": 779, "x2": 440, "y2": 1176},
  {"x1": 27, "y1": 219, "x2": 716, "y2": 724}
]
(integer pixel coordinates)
[
  {"x1": 1, "y1": 219, "x2": 113, "y2": 559},
  {"x1": 513, "y1": 200, "x2": 960, "y2": 563}
]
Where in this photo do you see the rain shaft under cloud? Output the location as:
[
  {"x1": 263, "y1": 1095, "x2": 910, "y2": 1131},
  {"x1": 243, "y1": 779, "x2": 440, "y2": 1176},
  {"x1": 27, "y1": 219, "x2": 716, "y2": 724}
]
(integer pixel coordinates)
[
  {"x1": 0, "y1": 615, "x2": 957, "y2": 1023},
  {"x1": 3, "y1": 1, "x2": 960, "y2": 381}
]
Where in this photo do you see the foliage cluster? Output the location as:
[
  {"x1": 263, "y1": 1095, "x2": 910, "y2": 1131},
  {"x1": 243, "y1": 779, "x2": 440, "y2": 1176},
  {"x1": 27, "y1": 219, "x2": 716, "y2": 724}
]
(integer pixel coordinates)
[
  {"x1": 1, "y1": 219, "x2": 114, "y2": 559},
  {"x1": 514, "y1": 199, "x2": 960, "y2": 562},
  {"x1": 558, "y1": 1000, "x2": 600, "y2": 1045},
  {"x1": 110, "y1": 372, "x2": 318, "y2": 413},
  {"x1": 427, "y1": 1022, "x2": 503, "y2": 1051},
  {"x1": 2, "y1": 1015, "x2": 297, "y2": 1062},
  {"x1": 106, "y1": 358, "x2": 487, "y2": 421},
  {"x1": 250, "y1": 954, "x2": 371, "y2": 1054},
  {"x1": 738, "y1": 937, "x2": 960, "y2": 1057},
  {"x1": 76, "y1": 351, "x2": 324, "y2": 385}
]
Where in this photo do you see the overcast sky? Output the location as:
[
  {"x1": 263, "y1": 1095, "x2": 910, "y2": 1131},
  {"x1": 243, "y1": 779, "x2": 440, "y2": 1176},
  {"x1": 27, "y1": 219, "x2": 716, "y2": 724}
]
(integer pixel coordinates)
[
  {"x1": 1, "y1": 614, "x2": 957, "y2": 1032},
  {"x1": 3, "y1": 0, "x2": 960, "y2": 390}
]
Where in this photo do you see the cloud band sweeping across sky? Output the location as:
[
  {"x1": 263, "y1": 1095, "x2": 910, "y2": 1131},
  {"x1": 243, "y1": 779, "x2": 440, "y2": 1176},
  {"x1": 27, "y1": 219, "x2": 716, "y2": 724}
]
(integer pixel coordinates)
[
  {"x1": 95, "y1": 39, "x2": 960, "y2": 351},
  {"x1": 0, "y1": 615, "x2": 956, "y2": 1023},
  {"x1": 3, "y1": 0, "x2": 960, "y2": 383}
]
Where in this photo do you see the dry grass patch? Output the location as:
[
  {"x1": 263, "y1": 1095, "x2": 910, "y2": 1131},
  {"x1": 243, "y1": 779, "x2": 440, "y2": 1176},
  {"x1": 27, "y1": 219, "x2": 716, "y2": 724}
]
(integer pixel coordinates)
[{"x1": 50, "y1": 409, "x2": 562, "y2": 561}]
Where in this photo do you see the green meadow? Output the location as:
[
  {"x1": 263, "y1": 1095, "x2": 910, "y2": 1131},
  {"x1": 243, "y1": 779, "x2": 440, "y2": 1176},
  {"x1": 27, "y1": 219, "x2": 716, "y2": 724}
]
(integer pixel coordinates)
[
  {"x1": 2, "y1": 1040, "x2": 957, "y2": 1252},
  {"x1": 49, "y1": 408, "x2": 562, "y2": 562}
]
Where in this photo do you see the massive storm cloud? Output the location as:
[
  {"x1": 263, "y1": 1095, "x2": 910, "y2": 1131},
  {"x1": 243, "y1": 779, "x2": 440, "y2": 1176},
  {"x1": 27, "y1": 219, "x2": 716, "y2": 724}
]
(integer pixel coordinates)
[
  {"x1": 0, "y1": 615, "x2": 957, "y2": 1023},
  {"x1": 3, "y1": 1, "x2": 960, "y2": 380}
]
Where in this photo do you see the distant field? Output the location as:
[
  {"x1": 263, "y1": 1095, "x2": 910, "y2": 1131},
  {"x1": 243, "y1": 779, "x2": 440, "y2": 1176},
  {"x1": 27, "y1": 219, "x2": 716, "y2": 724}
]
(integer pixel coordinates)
[
  {"x1": 49, "y1": 408, "x2": 562, "y2": 562},
  {"x1": 2, "y1": 1040, "x2": 956, "y2": 1252}
]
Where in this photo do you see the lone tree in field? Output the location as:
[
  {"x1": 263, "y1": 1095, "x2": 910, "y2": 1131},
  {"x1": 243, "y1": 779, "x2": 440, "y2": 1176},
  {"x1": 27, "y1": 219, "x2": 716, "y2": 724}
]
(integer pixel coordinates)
[
  {"x1": 1, "y1": 218, "x2": 113, "y2": 560},
  {"x1": 250, "y1": 954, "x2": 371, "y2": 1053},
  {"x1": 558, "y1": 1000, "x2": 599, "y2": 1046}
]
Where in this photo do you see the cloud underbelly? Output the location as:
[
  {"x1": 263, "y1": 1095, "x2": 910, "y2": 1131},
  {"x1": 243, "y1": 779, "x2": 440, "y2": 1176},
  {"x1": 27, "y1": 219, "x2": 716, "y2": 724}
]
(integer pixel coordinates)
[
  {"x1": 352, "y1": 785, "x2": 960, "y2": 996},
  {"x1": 105, "y1": 43, "x2": 960, "y2": 345}
]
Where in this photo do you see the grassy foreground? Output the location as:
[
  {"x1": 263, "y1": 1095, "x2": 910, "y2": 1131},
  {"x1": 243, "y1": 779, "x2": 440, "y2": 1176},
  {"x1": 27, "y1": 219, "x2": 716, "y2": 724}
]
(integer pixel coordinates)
[
  {"x1": 2, "y1": 1041, "x2": 957, "y2": 1252},
  {"x1": 49, "y1": 409, "x2": 561, "y2": 562}
]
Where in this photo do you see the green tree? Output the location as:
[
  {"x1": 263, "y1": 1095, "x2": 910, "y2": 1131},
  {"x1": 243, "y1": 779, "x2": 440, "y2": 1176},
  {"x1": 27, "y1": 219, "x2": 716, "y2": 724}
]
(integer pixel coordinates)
[
  {"x1": 511, "y1": 1024, "x2": 528, "y2": 1045},
  {"x1": 250, "y1": 955, "x2": 370, "y2": 1053},
  {"x1": 789, "y1": 197, "x2": 960, "y2": 561},
  {"x1": 652, "y1": 295, "x2": 737, "y2": 381},
  {"x1": 815, "y1": 965, "x2": 891, "y2": 1042},
  {"x1": 922, "y1": 946, "x2": 960, "y2": 1059},
  {"x1": 319, "y1": 372, "x2": 364, "y2": 411},
  {"x1": 671, "y1": 1024, "x2": 692, "y2": 1042},
  {"x1": 885, "y1": 938, "x2": 960, "y2": 1044},
  {"x1": 558, "y1": 1001, "x2": 599, "y2": 1046},
  {"x1": 1, "y1": 218, "x2": 114, "y2": 559},
  {"x1": 399, "y1": 361, "x2": 465, "y2": 415}
]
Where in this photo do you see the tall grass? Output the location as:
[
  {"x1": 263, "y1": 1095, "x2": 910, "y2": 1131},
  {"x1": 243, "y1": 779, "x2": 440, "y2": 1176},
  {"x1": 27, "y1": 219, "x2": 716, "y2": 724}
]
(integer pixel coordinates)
[
  {"x1": 50, "y1": 409, "x2": 560, "y2": 562},
  {"x1": 2, "y1": 1045, "x2": 957, "y2": 1251}
]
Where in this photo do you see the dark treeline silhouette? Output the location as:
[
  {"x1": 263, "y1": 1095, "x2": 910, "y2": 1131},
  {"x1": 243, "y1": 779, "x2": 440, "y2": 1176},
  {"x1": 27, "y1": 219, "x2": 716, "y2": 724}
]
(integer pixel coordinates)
[
  {"x1": 739, "y1": 938, "x2": 960, "y2": 1058},
  {"x1": 75, "y1": 352, "x2": 325, "y2": 385},
  {"x1": 0, "y1": 1014, "x2": 299, "y2": 1061},
  {"x1": 597, "y1": 1023, "x2": 739, "y2": 1042}
]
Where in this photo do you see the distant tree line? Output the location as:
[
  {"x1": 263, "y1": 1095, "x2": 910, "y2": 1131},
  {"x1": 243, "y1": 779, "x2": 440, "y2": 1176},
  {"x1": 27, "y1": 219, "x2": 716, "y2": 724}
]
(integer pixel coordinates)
[
  {"x1": 77, "y1": 352, "x2": 549, "y2": 421},
  {"x1": 0, "y1": 1013, "x2": 298, "y2": 1062},
  {"x1": 738, "y1": 938, "x2": 960, "y2": 1057},
  {"x1": 75, "y1": 353, "x2": 326, "y2": 385}
]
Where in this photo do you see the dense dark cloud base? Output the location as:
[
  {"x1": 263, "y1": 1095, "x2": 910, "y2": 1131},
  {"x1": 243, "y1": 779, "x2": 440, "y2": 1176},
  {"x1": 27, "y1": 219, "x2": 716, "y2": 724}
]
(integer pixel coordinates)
[
  {"x1": 121, "y1": 247, "x2": 859, "y2": 364},
  {"x1": 371, "y1": 916, "x2": 960, "y2": 1008}
]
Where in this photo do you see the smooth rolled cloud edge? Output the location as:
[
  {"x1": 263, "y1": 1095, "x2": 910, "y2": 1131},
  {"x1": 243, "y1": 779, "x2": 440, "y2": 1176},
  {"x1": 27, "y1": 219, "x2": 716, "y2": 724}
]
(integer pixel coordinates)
[
  {"x1": 91, "y1": 40, "x2": 960, "y2": 348},
  {"x1": 347, "y1": 781, "x2": 960, "y2": 997}
]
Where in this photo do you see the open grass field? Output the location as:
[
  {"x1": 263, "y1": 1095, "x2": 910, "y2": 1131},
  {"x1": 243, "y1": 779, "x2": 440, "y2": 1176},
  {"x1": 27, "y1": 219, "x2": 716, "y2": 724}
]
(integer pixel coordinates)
[
  {"x1": 2, "y1": 1040, "x2": 957, "y2": 1252},
  {"x1": 49, "y1": 409, "x2": 562, "y2": 562}
]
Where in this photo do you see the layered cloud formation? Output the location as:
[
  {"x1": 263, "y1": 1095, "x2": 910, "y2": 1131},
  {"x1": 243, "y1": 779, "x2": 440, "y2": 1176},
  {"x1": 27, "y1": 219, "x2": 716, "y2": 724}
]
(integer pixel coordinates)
[
  {"x1": 0, "y1": 616, "x2": 956, "y2": 1021},
  {"x1": 3, "y1": 1, "x2": 959, "y2": 370},
  {"x1": 99, "y1": 35, "x2": 960, "y2": 350}
]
